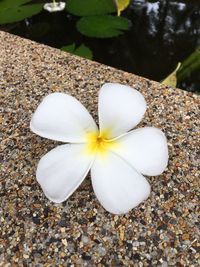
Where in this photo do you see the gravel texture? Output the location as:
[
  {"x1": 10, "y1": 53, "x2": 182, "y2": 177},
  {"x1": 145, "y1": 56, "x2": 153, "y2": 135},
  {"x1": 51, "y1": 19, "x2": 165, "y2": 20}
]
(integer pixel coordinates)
[{"x1": 0, "y1": 31, "x2": 199, "y2": 266}]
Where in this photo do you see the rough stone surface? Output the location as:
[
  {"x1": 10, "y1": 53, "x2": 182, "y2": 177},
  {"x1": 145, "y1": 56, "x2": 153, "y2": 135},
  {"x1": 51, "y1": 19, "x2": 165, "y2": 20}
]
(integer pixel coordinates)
[{"x1": 0, "y1": 31, "x2": 199, "y2": 266}]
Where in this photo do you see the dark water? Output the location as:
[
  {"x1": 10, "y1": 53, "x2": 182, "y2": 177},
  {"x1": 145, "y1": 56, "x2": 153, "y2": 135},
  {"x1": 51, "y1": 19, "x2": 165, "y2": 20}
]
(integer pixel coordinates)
[{"x1": 2, "y1": 0, "x2": 200, "y2": 92}]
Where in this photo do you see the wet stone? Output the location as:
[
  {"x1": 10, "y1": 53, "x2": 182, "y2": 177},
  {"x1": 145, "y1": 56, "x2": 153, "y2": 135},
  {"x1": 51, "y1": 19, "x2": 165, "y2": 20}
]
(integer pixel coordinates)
[
  {"x1": 157, "y1": 224, "x2": 168, "y2": 231},
  {"x1": 58, "y1": 219, "x2": 68, "y2": 227},
  {"x1": 132, "y1": 253, "x2": 141, "y2": 260},
  {"x1": 32, "y1": 216, "x2": 40, "y2": 225},
  {"x1": 82, "y1": 253, "x2": 92, "y2": 261}
]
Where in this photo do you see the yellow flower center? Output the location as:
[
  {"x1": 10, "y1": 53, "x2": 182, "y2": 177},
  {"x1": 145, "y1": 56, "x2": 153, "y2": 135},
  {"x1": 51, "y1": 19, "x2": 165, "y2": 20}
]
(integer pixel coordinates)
[{"x1": 84, "y1": 130, "x2": 119, "y2": 157}]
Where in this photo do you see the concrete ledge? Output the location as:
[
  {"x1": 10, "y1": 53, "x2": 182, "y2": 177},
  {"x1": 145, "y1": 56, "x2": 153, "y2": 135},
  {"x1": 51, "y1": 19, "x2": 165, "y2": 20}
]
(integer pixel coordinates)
[{"x1": 1, "y1": 31, "x2": 199, "y2": 266}]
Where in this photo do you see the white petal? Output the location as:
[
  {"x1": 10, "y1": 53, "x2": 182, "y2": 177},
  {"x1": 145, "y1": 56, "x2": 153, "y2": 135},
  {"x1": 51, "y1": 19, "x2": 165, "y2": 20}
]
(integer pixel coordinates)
[
  {"x1": 91, "y1": 151, "x2": 150, "y2": 214},
  {"x1": 110, "y1": 127, "x2": 168, "y2": 176},
  {"x1": 98, "y1": 83, "x2": 146, "y2": 138},
  {"x1": 30, "y1": 93, "x2": 98, "y2": 143},
  {"x1": 43, "y1": 2, "x2": 66, "y2": 12},
  {"x1": 36, "y1": 144, "x2": 93, "y2": 203}
]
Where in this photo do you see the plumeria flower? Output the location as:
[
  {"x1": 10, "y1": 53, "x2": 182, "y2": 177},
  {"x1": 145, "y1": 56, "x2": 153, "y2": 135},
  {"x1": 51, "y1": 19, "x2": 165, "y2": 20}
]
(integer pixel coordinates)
[
  {"x1": 30, "y1": 83, "x2": 168, "y2": 214},
  {"x1": 43, "y1": 1, "x2": 66, "y2": 13}
]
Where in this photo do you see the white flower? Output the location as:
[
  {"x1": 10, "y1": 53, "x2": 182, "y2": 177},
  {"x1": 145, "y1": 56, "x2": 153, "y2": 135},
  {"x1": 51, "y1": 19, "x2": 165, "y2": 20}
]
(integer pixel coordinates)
[
  {"x1": 43, "y1": 1, "x2": 66, "y2": 13},
  {"x1": 30, "y1": 83, "x2": 168, "y2": 214}
]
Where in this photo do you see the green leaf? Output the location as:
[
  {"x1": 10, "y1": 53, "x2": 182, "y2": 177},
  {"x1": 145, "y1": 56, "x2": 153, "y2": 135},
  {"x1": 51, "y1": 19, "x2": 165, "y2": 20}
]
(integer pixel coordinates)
[
  {"x1": 162, "y1": 63, "x2": 181, "y2": 87},
  {"x1": 66, "y1": 0, "x2": 116, "y2": 16},
  {"x1": 76, "y1": 15, "x2": 131, "y2": 38},
  {"x1": 61, "y1": 43, "x2": 93, "y2": 59},
  {"x1": 162, "y1": 48, "x2": 200, "y2": 86},
  {"x1": 75, "y1": 44, "x2": 93, "y2": 59},
  {"x1": 177, "y1": 47, "x2": 200, "y2": 82},
  {"x1": 114, "y1": 0, "x2": 131, "y2": 16},
  {"x1": 0, "y1": 0, "x2": 31, "y2": 10},
  {"x1": 0, "y1": 3, "x2": 43, "y2": 24},
  {"x1": 61, "y1": 43, "x2": 76, "y2": 53}
]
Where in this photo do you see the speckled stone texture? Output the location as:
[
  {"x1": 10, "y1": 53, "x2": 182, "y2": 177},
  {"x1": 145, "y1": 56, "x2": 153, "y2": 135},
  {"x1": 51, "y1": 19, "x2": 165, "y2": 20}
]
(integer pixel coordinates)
[{"x1": 0, "y1": 31, "x2": 199, "y2": 267}]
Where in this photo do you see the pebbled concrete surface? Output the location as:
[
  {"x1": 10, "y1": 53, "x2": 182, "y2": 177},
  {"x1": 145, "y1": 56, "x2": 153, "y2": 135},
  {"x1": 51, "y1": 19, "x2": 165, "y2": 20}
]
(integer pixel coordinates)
[{"x1": 0, "y1": 31, "x2": 199, "y2": 266}]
